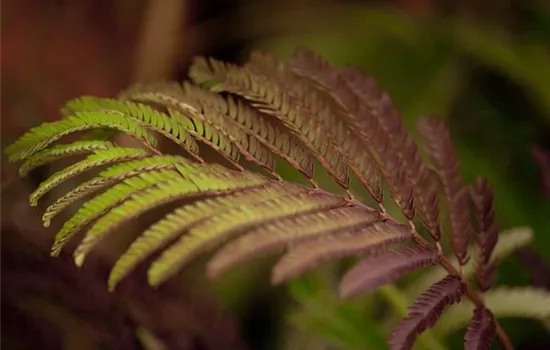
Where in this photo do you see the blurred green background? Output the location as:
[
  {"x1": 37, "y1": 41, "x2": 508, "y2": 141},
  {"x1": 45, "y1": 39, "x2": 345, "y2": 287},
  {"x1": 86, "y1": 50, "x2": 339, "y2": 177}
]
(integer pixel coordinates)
[{"x1": 2, "y1": 0, "x2": 549, "y2": 349}]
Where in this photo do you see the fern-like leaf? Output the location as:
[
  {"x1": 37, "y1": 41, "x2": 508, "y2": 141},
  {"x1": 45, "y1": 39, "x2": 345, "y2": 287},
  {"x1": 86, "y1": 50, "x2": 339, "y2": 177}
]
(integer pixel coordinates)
[
  {"x1": 189, "y1": 56, "x2": 350, "y2": 190},
  {"x1": 340, "y1": 246, "x2": 440, "y2": 299},
  {"x1": 18, "y1": 140, "x2": 115, "y2": 176},
  {"x1": 418, "y1": 117, "x2": 471, "y2": 265},
  {"x1": 5, "y1": 49, "x2": 527, "y2": 350},
  {"x1": 5, "y1": 112, "x2": 158, "y2": 161},
  {"x1": 148, "y1": 190, "x2": 347, "y2": 286},
  {"x1": 42, "y1": 155, "x2": 189, "y2": 226},
  {"x1": 73, "y1": 165, "x2": 267, "y2": 266},
  {"x1": 338, "y1": 67, "x2": 418, "y2": 219},
  {"x1": 29, "y1": 148, "x2": 148, "y2": 206},
  {"x1": 293, "y1": 47, "x2": 438, "y2": 221},
  {"x1": 123, "y1": 83, "x2": 280, "y2": 177},
  {"x1": 390, "y1": 275, "x2": 465, "y2": 350},
  {"x1": 470, "y1": 177, "x2": 499, "y2": 291},
  {"x1": 108, "y1": 181, "x2": 306, "y2": 290},
  {"x1": 272, "y1": 221, "x2": 413, "y2": 284},
  {"x1": 168, "y1": 109, "x2": 244, "y2": 170},
  {"x1": 50, "y1": 169, "x2": 182, "y2": 256},
  {"x1": 283, "y1": 49, "x2": 385, "y2": 202},
  {"x1": 464, "y1": 307, "x2": 496, "y2": 350},
  {"x1": 246, "y1": 51, "x2": 372, "y2": 195},
  {"x1": 64, "y1": 97, "x2": 201, "y2": 160},
  {"x1": 207, "y1": 206, "x2": 382, "y2": 280}
]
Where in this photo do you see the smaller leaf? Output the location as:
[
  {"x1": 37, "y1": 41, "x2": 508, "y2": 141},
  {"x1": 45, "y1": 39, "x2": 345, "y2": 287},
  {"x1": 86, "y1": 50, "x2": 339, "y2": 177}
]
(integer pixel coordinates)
[
  {"x1": 464, "y1": 307, "x2": 496, "y2": 350},
  {"x1": 389, "y1": 275, "x2": 465, "y2": 350},
  {"x1": 207, "y1": 206, "x2": 381, "y2": 280},
  {"x1": 470, "y1": 177, "x2": 499, "y2": 291},
  {"x1": 148, "y1": 190, "x2": 346, "y2": 287},
  {"x1": 65, "y1": 96, "x2": 201, "y2": 160},
  {"x1": 418, "y1": 117, "x2": 471, "y2": 265},
  {"x1": 51, "y1": 169, "x2": 182, "y2": 256},
  {"x1": 340, "y1": 246, "x2": 440, "y2": 299},
  {"x1": 18, "y1": 140, "x2": 115, "y2": 176},
  {"x1": 272, "y1": 221, "x2": 412, "y2": 284},
  {"x1": 74, "y1": 167, "x2": 267, "y2": 266},
  {"x1": 6, "y1": 112, "x2": 157, "y2": 161},
  {"x1": 108, "y1": 181, "x2": 305, "y2": 290},
  {"x1": 29, "y1": 148, "x2": 148, "y2": 206},
  {"x1": 42, "y1": 155, "x2": 188, "y2": 226}
]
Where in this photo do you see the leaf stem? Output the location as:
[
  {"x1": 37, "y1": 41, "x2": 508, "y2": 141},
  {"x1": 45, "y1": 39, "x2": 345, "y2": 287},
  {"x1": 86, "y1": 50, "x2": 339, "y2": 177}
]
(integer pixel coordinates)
[{"x1": 410, "y1": 229, "x2": 514, "y2": 350}]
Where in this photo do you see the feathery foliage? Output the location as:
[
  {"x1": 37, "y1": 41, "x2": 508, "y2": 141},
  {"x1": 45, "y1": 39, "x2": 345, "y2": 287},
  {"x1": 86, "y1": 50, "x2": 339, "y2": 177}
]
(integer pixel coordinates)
[
  {"x1": 464, "y1": 307, "x2": 496, "y2": 350},
  {"x1": 390, "y1": 275, "x2": 465, "y2": 350},
  {"x1": 339, "y1": 246, "x2": 440, "y2": 299},
  {"x1": 7, "y1": 47, "x2": 529, "y2": 350},
  {"x1": 470, "y1": 177, "x2": 499, "y2": 291},
  {"x1": 418, "y1": 117, "x2": 472, "y2": 266}
]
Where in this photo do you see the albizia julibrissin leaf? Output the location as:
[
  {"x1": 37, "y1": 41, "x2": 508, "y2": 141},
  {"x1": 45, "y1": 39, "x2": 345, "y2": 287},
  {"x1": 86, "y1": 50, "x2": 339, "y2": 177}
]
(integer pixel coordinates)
[
  {"x1": 389, "y1": 275, "x2": 465, "y2": 350},
  {"x1": 337, "y1": 65, "x2": 418, "y2": 220},
  {"x1": 4, "y1": 112, "x2": 157, "y2": 162},
  {"x1": 148, "y1": 191, "x2": 347, "y2": 287},
  {"x1": 18, "y1": 140, "x2": 115, "y2": 176},
  {"x1": 271, "y1": 221, "x2": 413, "y2": 284},
  {"x1": 41, "y1": 155, "x2": 189, "y2": 227},
  {"x1": 29, "y1": 148, "x2": 148, "y2": 206},
  {"x1": 108, "y1": 181, "x2": 307, "y2": 290},
  {"x1": 470, "y1": 177, "x2": 499, "y2": 291},
  {"x1": 63, "y1": 96, "x2": 201, "y2": 160},
  {"x1": 206, "y1": 206, "x2": 381, "y2": 280},
  {"x1": 73, "y1": 166, "x2": 267, "y2": 266},
  {"x1": 189, "y1": 56, "x2": 350, "y2": 190},
  {"x1": 418, "y1": 117, "x2": 471, "y2": 265},
  {"x1": 464, "y1": 307, "x2": 496, "y2": 350},
  {"x1": 339, "y1": 246, "x2": 440, "y2": 299},
  {"x1": 284, "y1": 49, "x2": 384, "y2": 203}
]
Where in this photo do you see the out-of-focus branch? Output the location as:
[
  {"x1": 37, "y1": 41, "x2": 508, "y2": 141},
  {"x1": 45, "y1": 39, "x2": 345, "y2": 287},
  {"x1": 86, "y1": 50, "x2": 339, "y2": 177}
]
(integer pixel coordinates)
[{"x1": 133, "y1": 0, "x2": 187, "y2": 82}]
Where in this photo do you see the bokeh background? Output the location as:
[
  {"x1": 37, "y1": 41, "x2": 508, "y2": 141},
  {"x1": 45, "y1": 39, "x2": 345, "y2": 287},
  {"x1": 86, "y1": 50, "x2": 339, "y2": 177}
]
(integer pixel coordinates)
[{"x1": 1, "y1": 0, "x2": 549, "y2": 349}]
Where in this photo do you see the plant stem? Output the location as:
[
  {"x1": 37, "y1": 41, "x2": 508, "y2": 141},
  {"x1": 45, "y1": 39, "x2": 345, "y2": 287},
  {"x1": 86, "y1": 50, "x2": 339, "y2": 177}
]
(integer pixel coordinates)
[
  {"x1": 438, "y1": 257, "x2": 513, "y2": 350},
  {"x1": 408, "y1": 225, "x2": 514, "y2": 350}
]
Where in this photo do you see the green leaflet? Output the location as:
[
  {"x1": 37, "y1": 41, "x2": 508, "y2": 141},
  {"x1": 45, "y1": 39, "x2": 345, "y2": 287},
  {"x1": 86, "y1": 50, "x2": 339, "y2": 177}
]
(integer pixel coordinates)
[
  {"x1": 18, "y1": 140, "x2": 115, "y2": 176},
  {"x1": 73, "y1": 168, "x2": 268, "y2": 267},
  {"x1": 42, "y1": 155, "x2": 190, "y2": 226},
  {"x1": 434, "y1": 287, "x2": 550, "y2": 336},
  {"x1": 30, "y1": 148, "x2": 148, "y2": 206},
  {"x1": 64, "y1": 97, "x2": 201, "y2": 160},
  {"x1": 120, "y1": 85, "x2": 242, "y2": 168},
  {"x1": 108, "y1": 181, "x2": 306, "y2": 291},
  {"x1": 406, "y1": 227, "x2": 534, "y2": 298},
  {"x1": 207, "y1": 206, "x2": 381, "y2": 279},
  {"x1": 182, "y1": 84, "x2": 315, "y2": 178},
  {"x1": 122, "y1": 84, "x2": 277, "y2": 176},
  {"x1": 178, "y1": 94, "x2": 278, "y2": 178},
  {"x1": 148, "y1": 190, "x2": 347, "y2": 287},
  {"x1": 5, "y1": 112, "x2": 157, "y2": 162},
  {"x1": 168, "y1": 109, "x2": 243, "y2": 170},
  {"x1": 51, "y1": 169, "x2": 182, "y2": 256}
]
